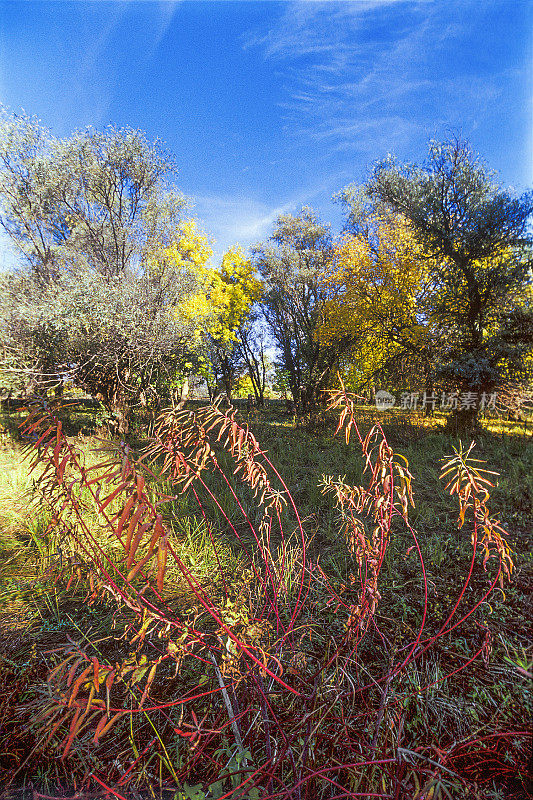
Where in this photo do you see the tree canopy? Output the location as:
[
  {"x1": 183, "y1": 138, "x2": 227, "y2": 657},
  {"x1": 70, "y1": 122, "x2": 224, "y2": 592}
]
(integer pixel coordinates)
[
  {"x1": 340, "y1": 139, "x2": 533, "y2": 427},
  {"x1": 0, "y1": 112, "x2": 215, "y2": 431},
  {"x1": 318, "y1": 208, "x2": 432, "y2": 391},
  {"x1": 0, "y1": 117, "x2": 530, "y2": 431},
  {"x1": 178, "y1": 245, "x2": 263, "y2": 400},
  {"x1": 253, "y1": 206, "x2": 354, "y2": 411}
]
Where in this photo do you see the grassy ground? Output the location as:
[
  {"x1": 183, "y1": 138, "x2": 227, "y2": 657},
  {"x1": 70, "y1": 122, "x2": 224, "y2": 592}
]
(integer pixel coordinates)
[{"x1": 0, "y1": 401, "x2": 531, "y2": 799}]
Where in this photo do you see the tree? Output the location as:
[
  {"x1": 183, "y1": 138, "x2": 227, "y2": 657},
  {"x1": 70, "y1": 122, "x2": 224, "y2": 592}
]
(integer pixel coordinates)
[
  {"x1": 236, "y1": 313, "x2": 270, "y2": 406},
  {"x1": 254, "y1": 207, "x2": 353, "y2": 411},
  {"x1": 351, "y1": 138, "x2": 532, "y2": 430},
  {"x1": 318, "y1": 207, "x2": 434, "y2": 395},
  {"x1": 0, "y1": 111, "x2": 211, "y2": 432},
  {"x1": 180, "y1": 245, "x2": 262, "y2": 400}
]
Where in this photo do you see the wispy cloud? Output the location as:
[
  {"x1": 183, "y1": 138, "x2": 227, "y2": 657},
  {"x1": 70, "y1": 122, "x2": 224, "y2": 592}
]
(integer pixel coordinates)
[
  {"x1": 53, "y1": 5, "x2": 129, "y2": 130},
  {"x1": 191, "y1": 172, "x2": 343, "y2": 262},
  {"x1": 244, "y1": 0, "x2": 507, "y2": 158},
  {"x1": 245, "y1": 0, "x2": 404, "y2": 57},
  {"x1": 144, "y1": 1, "x2": 183, "y2": 61},
  {"x1": 32, "y1": 2, "x2": 183, "y2": 133},
  {"x1": 191, "y1": 194, "x2": 296, "y2": 262}
]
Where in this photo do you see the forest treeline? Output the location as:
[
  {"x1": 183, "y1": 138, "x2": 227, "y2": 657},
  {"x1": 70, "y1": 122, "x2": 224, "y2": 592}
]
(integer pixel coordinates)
[{"x1": 0, "y1": 111, "x2": 531, "y2": 433}]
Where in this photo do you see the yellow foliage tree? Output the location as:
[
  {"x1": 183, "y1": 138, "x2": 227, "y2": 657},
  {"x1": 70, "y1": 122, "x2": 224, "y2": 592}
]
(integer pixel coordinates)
[
  {"x1": 318, "y1": 212, "x2": 432, "y2": 390},
  {"x1": 177, "y1": 243, "x2": 262, "y2": 397}
]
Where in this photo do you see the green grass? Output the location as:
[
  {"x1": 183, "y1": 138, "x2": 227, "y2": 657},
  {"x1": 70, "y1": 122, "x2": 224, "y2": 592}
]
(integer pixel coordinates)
[{"x1": 0, "y1": 401, "x2": 531, "y2": 799}]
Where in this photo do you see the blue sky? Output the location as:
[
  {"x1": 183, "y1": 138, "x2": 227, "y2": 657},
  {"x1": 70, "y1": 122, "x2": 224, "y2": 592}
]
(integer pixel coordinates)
[{"x1": 0, "y1": 0, "x2": 531, "y2": 267}]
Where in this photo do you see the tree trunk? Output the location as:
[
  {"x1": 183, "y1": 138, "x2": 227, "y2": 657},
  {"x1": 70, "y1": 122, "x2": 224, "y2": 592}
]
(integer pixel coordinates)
[
  {"x1": 446, "y1": 405, "x2": 481, "y2": 436},
  {"x1": 111, "y1": 384, "x2": 130, "y2": 436},
  {"x1": 223, "y1": 376, "x2": 232, "y2": 402},
  {"x1": 176, "y1": 377, "x2": 189, "y2": 410},
  {"x1": 77, "y1": 362, "x2": 132, "y2": 437}
]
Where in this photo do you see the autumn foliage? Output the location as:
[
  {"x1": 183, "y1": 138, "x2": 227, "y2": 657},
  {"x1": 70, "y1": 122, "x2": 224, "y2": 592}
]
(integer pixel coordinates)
[{"x1": 1, "y1": 389, "x2": 529, "y2": 800}]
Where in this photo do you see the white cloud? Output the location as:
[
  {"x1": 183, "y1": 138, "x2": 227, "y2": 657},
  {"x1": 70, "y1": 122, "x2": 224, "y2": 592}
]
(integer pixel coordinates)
[
  {"x1": 244, "y1": 0, "x2": 506, "y2": 158},
  {"x1": 244, "y1": 0, "x2": 409, "y2": 61},
  {"x1": 191, "y1": 194, "x2": 296, "y2": 262}
]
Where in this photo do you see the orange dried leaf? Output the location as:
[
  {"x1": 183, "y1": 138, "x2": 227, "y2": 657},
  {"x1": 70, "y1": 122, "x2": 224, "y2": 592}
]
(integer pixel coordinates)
[
  {"x1": 117, "y1": 494, "x2": 137, "y2": 540},
  {"x1": 66, "y1": 657, "x2": 84, "y2": 688},
  {"x1": 100, "y1": 483, "x2": 127, "y2": 511},
  {"x1": 98, "y1": 710, "x2": 127, "y2": 741},
  {"x1": 157, "y1": 535, "x2": 168, "y2": 593},
  {"x1": 92, "y1": 658, "x2": 100, "y2": 694},
  {"x1": 61, "y1": 707, "x2": 82, "y2": 760},
  {"x1": 125, "y1": 503, "x2": 146, "y2": 556},
  {"x1": 127, "y1": 520, "x2": 152, "y2": 570},
  {"x1": 68, "y1": 665, "x2": 92, "y2": 707},
  {"x1": 93, "y1": 712, "x2": 109, "y2": 744}
]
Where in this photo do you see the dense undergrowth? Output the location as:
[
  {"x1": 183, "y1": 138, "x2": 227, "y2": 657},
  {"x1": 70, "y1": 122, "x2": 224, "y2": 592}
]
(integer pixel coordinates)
[{"x1": 0, "y1": 396, "x2": 531, "y2": 800}]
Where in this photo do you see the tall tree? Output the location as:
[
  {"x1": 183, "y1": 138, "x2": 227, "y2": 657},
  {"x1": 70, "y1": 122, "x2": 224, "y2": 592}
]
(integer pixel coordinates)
[
  {"x1": 180, "y1": 246, "x2": 262, "y2": 400},
  {"x1": 349, "y1": 139, "x2": 532, "y2": 430},
  {"x1": 0, "y1": 111, "x2": 211, "y2": 432},
  {"x1": 236, "y1": 313, "x2": 270, "y2": 407},
  {"x1": 318, "y1": 208, "x2": 434, "y2": 394},
  {"x1": 254, "y1": 207, "x2": 352, "y2": 411}
]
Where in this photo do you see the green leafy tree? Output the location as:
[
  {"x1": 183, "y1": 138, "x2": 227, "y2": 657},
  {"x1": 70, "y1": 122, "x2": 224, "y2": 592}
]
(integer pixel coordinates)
[
  {"x1": 355, "y1": 138, "x2": 533, "y2": 430},
  {"x1": 0, "y1": 111, "x2": 210, "y2": 432},
  {"x1": 254, "y1": 207, "x2": 353, "y2": 411}
]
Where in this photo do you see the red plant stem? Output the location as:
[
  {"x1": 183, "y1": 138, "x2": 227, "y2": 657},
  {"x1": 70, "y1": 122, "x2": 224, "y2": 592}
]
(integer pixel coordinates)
[
  {"x1": 29, "y1": 413, "x2": 187, "y2": 629},
  {"x1": 267, "y1": 760, "x2": 397, "y2": 799},
  {"x1": 90, "y1": 773, "x2": 128, "y2": 800},
  {"x1": 454, "y1": 730, "x2": 531, "y2": 745},
  {"x1": 163, "y1": 409, "x2": 286, "y2": 613},
  {"x1": 191, "y1": 484, "x2": 230, "y2": 599},
  {"x1": 432, "y1": 552, "x2": 501, "y2": 639},
  {"x1": 403, "y1": 642, "x2": 485, "y2": 697},
  {"x1": 115, "y1": 736, "x2": 157, "y2": 785},
  {"x1": 153, "y1": 537, "x2": 304, "y2": 694},
  {"x1": 396, "y1": 551, "x2": 502, "y2": 674},
  {"x1": 185, "y1": 461, "x2": 277, "y2": 602},
  {"x1": 315, "y1": 564, "x2": 350, "y2": 610},
  {"x1": 435, "y1": 527, "x2": 479, "y2": 637},
  {"x1": 255, "y1": 446, "x2": 309, "y2": 627},
  {"x1": 195, "y1": 466, "x2": 283, "y2": 623},
  {"x1": 389, "y1": 522, "x2": 427, "y2": 677}
]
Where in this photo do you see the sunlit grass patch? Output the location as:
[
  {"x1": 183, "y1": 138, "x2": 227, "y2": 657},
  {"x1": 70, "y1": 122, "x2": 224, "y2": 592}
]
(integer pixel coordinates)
[{"x1": 0, "y1": 443, "x2": 33, "y2": 543}]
